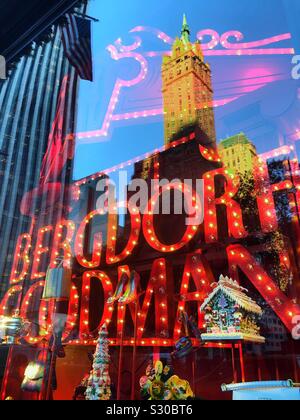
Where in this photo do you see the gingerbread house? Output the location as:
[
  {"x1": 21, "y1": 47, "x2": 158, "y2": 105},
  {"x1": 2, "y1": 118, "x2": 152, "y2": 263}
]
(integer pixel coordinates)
[{"x1": 200, "y1": 275, "x2": 265, "y2": 343}]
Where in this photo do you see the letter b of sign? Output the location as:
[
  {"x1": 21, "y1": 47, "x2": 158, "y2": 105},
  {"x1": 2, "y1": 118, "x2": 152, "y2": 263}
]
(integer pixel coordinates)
[
  {"x1": 292, "y1": 316, "x2": 300, "y2": 340},
  {"x1": 292, "y1": 55, "x2": 300, "y2": 80}
]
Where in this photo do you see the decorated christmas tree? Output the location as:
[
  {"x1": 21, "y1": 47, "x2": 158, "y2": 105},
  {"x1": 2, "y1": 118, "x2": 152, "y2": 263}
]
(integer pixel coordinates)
[{"x1": 85, "y1": 324, "x2": 112, "y2": 400}]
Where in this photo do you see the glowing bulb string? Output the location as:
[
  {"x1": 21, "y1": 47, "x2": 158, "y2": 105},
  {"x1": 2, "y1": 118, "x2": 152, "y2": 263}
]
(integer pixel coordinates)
[
  {"x1": 127, "y1": 25, "x2": 294, "y2": 54},
  {"x1": 74, "y1": 139, "x2": 293, "y2": 191}
]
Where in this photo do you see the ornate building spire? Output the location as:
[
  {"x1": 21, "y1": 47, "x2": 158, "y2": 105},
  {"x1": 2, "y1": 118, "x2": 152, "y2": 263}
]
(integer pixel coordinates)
[
  {"x1": 162, "y1": 15, "x2": 217, "y2": 146},
  {"x1": 181, "y1": 13, "x2": 190, "y2": 44}
]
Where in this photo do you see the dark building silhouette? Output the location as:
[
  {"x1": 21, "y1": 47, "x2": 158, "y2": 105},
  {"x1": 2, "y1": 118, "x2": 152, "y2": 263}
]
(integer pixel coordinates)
[
  {"x1": 0, "y1": 0, "x2": 81, "y2": 65},
  {"x1": 0, "y1": 17, "x2": 83, "y2": 298}
]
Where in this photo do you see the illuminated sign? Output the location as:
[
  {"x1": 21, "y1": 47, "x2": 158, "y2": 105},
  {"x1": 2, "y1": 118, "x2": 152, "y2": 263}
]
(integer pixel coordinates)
[{"x1": 1, "y1": 139, "x2": 300, "y2": 346}]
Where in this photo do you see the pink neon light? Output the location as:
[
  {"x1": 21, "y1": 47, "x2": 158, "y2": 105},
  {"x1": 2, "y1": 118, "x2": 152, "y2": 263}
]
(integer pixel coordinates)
[
  {"x1": 74, "y1": 136, "x2": 296, "y2": 191},
  {"x1": 77, "y1": 44, "x2": 148, "y2": 140},
  {"x1": 111, "y1": 108, "x2": 163, "y2": 121},
  {"x1": 259, "y1": 145, "x2": 295, "y2": 161},
  {"x1": 130, "y1": 26, "x2": 174, "y2": 45},
  {"x1": 205, "y1": 48, "x2": 294, "y2": 56},
  {"x1": 144, "y1": 48, "x2": 294, "y2": 57},
  {"x1": 197, "y1": 30, "x2": 294, "y2": 55},
  {"x1": 219, "y1": 31, "x2": 292, "y2": 50},
  {"x1": 76, "y1": 27, "x2": 294, "y2": 143},
  {"x1": 77, "y1": 96, "x2": 239, "y2": 140},
  {"x1": 289, "y1": 129, "x2": 300, "y2": 143},
  {"x1": 115, "y1": 36, "x2": 142, "y2": 52},
  {"x1": 75, "y1": 134, "x2": 194, "y2": 186},
  {"x1": 129, "y1": 26, "x2": 294, "y2": 55}
]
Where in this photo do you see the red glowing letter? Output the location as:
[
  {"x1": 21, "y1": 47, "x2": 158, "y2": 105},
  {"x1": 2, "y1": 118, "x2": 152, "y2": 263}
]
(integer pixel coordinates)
[
  {"x1": 10, "y1": 234, "x2": 31, "y2": 284},
  {"x1": 136, "y1": 259, "x2": 169, "y2": 341},
  {"x1": 106, "y1": 202, "x2": 141, "y2": 264},
  {"x1": 143, "y1": 181, "x2": 200, "y2": 253},
  {"x1": 62, "y1": 282, "x2": 80, "y2": 342},
  {"x1": 31, "y1": 226, "x2": 53, "y2": 280},
  {"x1": 0, "y1": 286, "x2": 22, "y2": 316},
  {"x1": 254, "y1": 158, "x2": 294, "y2": 232},
  {"x1": 174, "y1": 251, "x2": 215, "y2": 340},
  {"x1": 20, "y1": 281, "x2": 46, "y2": 343},
  {"x1": 203, "y1": 168, "x2": 248, "y2": 243},
  {"x1": 227, "y1": 244, "x2": 300, "y2": 332},
  {"x1": 50, "y1": 219, "x2": 75, "y2": 269},
  {"x1": 79, "y1": 271, "x2": 114, "y2": 341},
  {"x1": 74, "y1": 210, "x2": 103, "y2": 268},
  {"x1": 116, "y1": 260, "x2": 171, "y2": 346}
]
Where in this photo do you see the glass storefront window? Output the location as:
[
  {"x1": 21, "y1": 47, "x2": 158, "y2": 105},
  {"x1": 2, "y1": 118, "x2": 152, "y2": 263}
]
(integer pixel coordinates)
[{"x1": 0, "y1": 0, "x2": 300, "y2": 401}]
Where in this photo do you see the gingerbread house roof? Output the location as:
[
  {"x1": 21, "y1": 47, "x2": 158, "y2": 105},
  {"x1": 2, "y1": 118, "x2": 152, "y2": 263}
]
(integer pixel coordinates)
[{"x1": 200, "y1": 275, "x2": 263, "y2": 316}]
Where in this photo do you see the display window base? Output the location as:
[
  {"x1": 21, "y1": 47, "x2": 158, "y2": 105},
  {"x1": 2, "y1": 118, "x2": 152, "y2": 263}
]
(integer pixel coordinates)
[{"x1": 201, "y1": 333, "x2": 266, "y2": 344}]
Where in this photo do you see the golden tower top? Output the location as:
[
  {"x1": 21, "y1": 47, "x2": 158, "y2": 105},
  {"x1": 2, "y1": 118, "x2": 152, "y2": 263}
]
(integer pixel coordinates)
[{"x1": 163, "y1": 14, "x2": 204, "y2": 64}]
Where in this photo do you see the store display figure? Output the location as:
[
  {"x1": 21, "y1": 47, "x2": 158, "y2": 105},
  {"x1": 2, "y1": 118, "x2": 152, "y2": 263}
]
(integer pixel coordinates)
[
  {"x1": 140, "y1": 360, "x2": 195, "y2": 400},
  {"x1": 108, "y1": 271, "x2": 140, "y2": 305},
  {"x1": 0, "y1": 311, "x2": 30, "y2": 345},
  {"x1": 119, "y1": 271, "x2": 140, "y2": 304},
  {"x1": 172, "y1": 311, "x2": 204, "y2": 359},
  {"x1": 21, "y1": 361, "x2": 45, "y2": 393}
]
